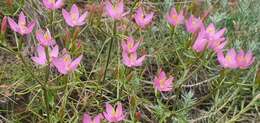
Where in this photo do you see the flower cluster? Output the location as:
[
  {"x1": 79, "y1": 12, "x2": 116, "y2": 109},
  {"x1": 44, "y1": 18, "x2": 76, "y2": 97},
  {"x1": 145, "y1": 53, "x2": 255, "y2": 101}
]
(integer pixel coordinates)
[
  {"x1": 7, "y1": 4, "x2": 86, "y2": 75},
  {"x1": 2, "y1": 0, "x2": 256, "y2": 122},
  {"x1": 163, "y1": 6, "x2": 255, "y2": 69},
  {"x1": 121, "y1": 36, "x2": 146, "y2": 68}
]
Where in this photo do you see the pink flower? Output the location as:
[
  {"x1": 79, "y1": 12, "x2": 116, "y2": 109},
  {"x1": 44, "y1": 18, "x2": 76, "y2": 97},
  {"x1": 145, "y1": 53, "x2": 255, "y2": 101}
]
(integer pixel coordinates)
[
  {"x1": 1, "y1": 16, "x2": 7, "y2": 34},
  {"x1": 8, "y1": 12, "x2": 35, "y2": 35},
  {"x1": 207, "y1": 37, "x2": 227, "y2": 52},
  {"x1": 32, "y1": 45, "x2": 59, "y2": 65},
  {"x1": 206, "y1": 23, "x2": 226, "y2": 52},
  {"x1": 192, "y1": 29, "x2": 208, "y2": 52},
  {"x1": 52, "y1": 53, "x2": 83, "y2": 74},
  {"x1": 103, "y1": 102, "x2": 124, "y2": 122},
  {"x1": 83, "y1": 113, "x2": 103, "y2": 123},
  {"x1": 205, "y1": 23, "x2": 226, "y2": 40},
  {"x1": 105, "y1": 0, "x2": 126, "y2": 20},
  {"x1": 122, "y1": 51, "x2": 145, "y2": 68},
  {"x1": 236, "y1": 50, "x2": 255, "y2": 69},
  {"x1": 121, "y1": 36, "x2": 140, "y2": 53},
  {"x1": 192, "y1": 23, "x2": 227, "y2": 52},
  {"x1": 36, "y1": 29, "x2": 56, "y2": 46},
  {"x1": 42, "y1": 0, "x2": 63, "y2": 10},
  {"x1": 217, "y1": 48, "x2": 238, "y2": 69},
  {"x1": 134, "y1": 8, "x2": 154, "y2": 28},
  {"x1": 166, "y1": 7, "x2": 184, "y2": 26},
  {"x1": 62, "y1": 4, "x2": 88, "y2": 27},
  {"x1": 185, "y1": 15, "x2": 204, "y2": 33},
  {"x1": 153, "y1": 70, "x2": 174, "y2": 92}
]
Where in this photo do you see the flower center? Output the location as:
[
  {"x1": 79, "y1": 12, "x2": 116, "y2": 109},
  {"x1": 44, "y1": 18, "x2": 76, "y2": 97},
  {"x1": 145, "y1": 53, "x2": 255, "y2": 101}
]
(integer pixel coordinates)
[
  {"x1": 129, "y1": 54, "x2": 136, "y2": 63},
  {"x1": 128, "y1": 43, "x2": 133, "y2": 49},
  {"x1": 112, "y1": 109, "x2": 117, "y2": 116},
  {"x1": 226, "y1": 56, "x2": 232, "y2": 62},
  {"x1": 71, "y1": 13, "x2": 77, "y2": 21},
  {"x1": 172, "y1": 15, "x2": 178, "y2": 21},
  {"x1": 64, "y1": 56, "x2": 70, "y2": 62},
  {"x1": 44, "y1": 33, "x2": 51, "y2": 41},
  {"x1": 159, "y1": 79, "x2": 165, "y2": 87},
  {"x1": 207, "y1": 27, "x2": 215, "y2": 34},
  {"x1": 48, "y1": 0, "x2": 55, "y2": 4},
  {"x1": 237, "y1": 56, "x2": 244, "y2": 62}
]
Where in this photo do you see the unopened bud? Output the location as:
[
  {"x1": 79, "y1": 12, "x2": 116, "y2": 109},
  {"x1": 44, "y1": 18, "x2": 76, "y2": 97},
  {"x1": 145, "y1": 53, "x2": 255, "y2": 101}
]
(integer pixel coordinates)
[{"x1": 1, "y1": 16, "x2": 7, "y2": 34}]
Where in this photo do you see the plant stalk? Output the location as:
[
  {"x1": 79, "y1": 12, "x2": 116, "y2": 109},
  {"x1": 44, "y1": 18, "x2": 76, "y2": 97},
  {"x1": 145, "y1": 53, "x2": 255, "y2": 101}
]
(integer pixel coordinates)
[{"x1": 102, "y1": 21, "x2": 117, "y2": 82}]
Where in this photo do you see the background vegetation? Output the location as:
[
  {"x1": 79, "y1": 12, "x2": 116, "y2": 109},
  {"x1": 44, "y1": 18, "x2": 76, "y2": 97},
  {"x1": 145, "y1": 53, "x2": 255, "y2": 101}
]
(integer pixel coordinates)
[{"x1": 0, "y1": 0, "x2": 259, "y2": 122}]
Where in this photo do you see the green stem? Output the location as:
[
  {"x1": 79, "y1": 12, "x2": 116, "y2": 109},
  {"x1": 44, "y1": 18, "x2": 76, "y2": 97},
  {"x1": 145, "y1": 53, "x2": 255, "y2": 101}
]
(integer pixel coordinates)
[
  {"x1": 44, "y1": 47, "x2": 51, "y2": 123},
  {"x1": 102, "y1": 21, "x2": 117, "y2": 82}
]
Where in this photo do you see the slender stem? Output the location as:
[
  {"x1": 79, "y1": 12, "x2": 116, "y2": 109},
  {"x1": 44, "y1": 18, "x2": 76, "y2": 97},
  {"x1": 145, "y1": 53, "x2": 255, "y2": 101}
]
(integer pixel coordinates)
[
  {"x1": 102, "y1": 21, "x2": 117, "y2": 82},
  {"x1": 44, "y1": 47, "x2": 51, "y2": 123},
  {"x1": 14, "y1": 33, "x2": 50, "y2": 122}
]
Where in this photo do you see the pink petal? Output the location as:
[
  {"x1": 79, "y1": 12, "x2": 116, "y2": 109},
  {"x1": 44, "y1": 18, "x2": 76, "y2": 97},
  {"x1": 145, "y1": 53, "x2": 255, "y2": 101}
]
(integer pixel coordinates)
[
  {"x1": 7, "y1": 17, "x2": 19, "y2": 32},
  {"x1": 122, "y1": 52, "x2": 131, "y2": 67},
  {"x1": 116, "y1": 0, "x2": 124, "y2": 15},
  {"x1": 42, "y1": 0, "x2": 54, "y2": 9},
  {"x1": 54, "y1": 0, "x2": 64, "y2": 9},
  {"x1": 52, "y1": 57, "x2": 68, "y2": 74},
  {"x1": 217, "y1": 51, "x2": 226, "y2": 67},
  {"x1": 70, "y1": 4, "x2": 79, "y2": 20},
  {"x1": 26, "y1": 21, "x2": 35, "y2": 34},
  {"x1": 83, "y1": 113, "x2": 92, "y2": 123},
  {"x1": 105, "y1": 103, "x2": 114, "y2": 114},
  {"x1": 144, "y1": 12, "x2": 154, "y2": 24},
  {"x1": 70, "y1": 55, "x2": 83, "y2": 71},
  {"x1": 115, "y1": 102, "x2": 123, "y2": 117},
  {"x1": 18, "y1": 12, "x2": 26, "y2": 26},
  {"x1": 215, "y1": 28, "x2": 226, "y2": 38},
  {"x1": 93, "y1": 114, "x2": 102, "y2": 123},
  {"x1": 170, "y1": 7, "x2": 177, "y2": 15},
  {"x1": 62, "y1": 9, "x2": 74, "y2": 27},
  {"x1": 50, "y1": 45, "x2": 59, "y2": 58},
  {"x1": 78, "y1": 11, "x2": 88, "y2": 24},
  {"x1": 103, "y1": 112, "x2": 112, "y2": 122},
  {"x1": 37, "y1": 45, "x2": 46, "y2": 58},
  {"x1": 36, "y1": 29, "x2": 45, "y2": 44},
  {"x1": 32, "y1": 57, "x2": 46, "y2": 65},
  {"x1": 226, "y1": 48, "x2": 236, "y2": 58},
  {"x1": 159, "y1": 70, "x2": 166, "y2": 79},
  {"x1": 135, "y1": 55, "x2": 145, "y2": 66}
]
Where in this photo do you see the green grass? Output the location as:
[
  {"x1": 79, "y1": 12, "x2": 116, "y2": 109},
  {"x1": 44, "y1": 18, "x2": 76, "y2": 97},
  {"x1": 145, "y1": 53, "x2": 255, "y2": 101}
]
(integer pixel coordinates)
[{"x1": 0, "y1": 0, "x2": 259, "y2": 123}]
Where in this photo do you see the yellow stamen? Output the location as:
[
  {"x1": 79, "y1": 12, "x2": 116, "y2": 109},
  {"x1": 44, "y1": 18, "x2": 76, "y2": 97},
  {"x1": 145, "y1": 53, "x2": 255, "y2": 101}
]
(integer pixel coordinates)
[
  {"x1": 172, "y1": 15, "x2": 178, "y2": 21},
  {"x1": 44, "y1": 33, "x2": 50, "y2": 41},
  {"x1": 226, "y1": 56, "x2": 232, "y2": 62},
  {"x1": 49, "y1": 0, "x2": 55, "y2": 4}
]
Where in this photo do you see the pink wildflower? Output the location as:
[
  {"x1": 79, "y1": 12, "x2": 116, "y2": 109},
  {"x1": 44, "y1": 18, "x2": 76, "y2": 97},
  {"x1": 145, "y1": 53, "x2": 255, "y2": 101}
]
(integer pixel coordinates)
[
  {"x1": 185, "y1": 15, "x2": 204, "y2": 33},
  {"x1": 153, "y1": 69, "x2": 174, "y2": 92},
  {"x1": 104, "y1": 0, "x2": 126, "y2": 20},
  {"x1": 192, "y1": 29, "x2": 208, "y2": 52},
  {"x1": 62, "y1": 4, "x2": 88, "y2": 27},
  {"x1": 121, "y1": 36, "x2": 140, "y2": 53},
  {"x1": 166, "y1": 7, "x2": 184, "y2": 26},
  {"x1": 52, "y1": 53, "x2": 83, "y2": 74},
  {"x1": 42, "y1": 0, "x2": 64, "y2": 10},
  {"x1": 36, "y1": 29, "x2": 56, "y2": 46},
  {"x1": 103, "y1": 102, "x2": 125, "y2": 122},
  {"x1": 236, "y1": 50, "x2": 255, "y2": 69},
  {"x1": 83, "y1": 113, "x2": 103, "y2": 123},
  {"x1": 31, "y1": 45, "x2": 59, "y2": 65},
  {"x1": 217, "y1": 48, "x2": 238, "y2": 69},
  {"x1": 134, "y1": 8, "x2": 154, "y2": 28},
  {"x1": 122, "y1": 51, "x2": 145, "y2": 68},
  {"x1": 8, "y1": 12, "x2": 35, "y2": 35}
]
